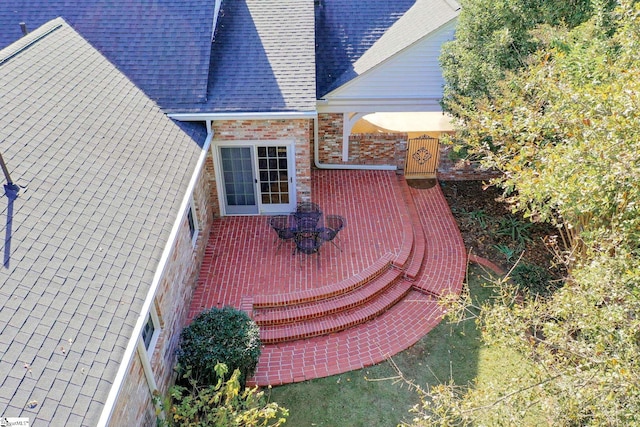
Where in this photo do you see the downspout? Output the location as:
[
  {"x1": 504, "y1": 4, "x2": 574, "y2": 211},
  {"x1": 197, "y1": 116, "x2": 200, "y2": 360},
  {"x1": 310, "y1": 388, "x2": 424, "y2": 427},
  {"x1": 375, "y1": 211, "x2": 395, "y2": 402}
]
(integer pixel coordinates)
[
  {"x1": 313, "y1": 114, "x2": 397, "y2": 170},
  {"x1": 169, "y1": 111, "x2": 395, "y2": 171},
  {"x1": 97, "y1": 120, "x2": 214, "y2": 427}
]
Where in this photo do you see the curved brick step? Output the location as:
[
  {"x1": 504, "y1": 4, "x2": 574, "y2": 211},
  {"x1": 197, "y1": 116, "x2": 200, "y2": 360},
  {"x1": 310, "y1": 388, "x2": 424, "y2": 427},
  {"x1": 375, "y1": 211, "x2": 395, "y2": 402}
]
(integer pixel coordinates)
[
  {"x1": 259, "y1": 279, "x2": 413, "y2": 344},
  {"x1": 401, "y1": 178, "x2": 427, "y2": 280},
  {"x1": 253, "y1": 267, "x2": 403, "y2": 326},
  {"x1": 250, "y1": 290, "x2": 443, "y2": 386},
  {"x1": 252, "y1": 253, "x2": 395, "y2": 308},
  {"x1": 391, "y1": 198, "x2": 416, "y2": 271},
  {"x1": 408, "y1": 183, "x2": 467, "y2": 298}
]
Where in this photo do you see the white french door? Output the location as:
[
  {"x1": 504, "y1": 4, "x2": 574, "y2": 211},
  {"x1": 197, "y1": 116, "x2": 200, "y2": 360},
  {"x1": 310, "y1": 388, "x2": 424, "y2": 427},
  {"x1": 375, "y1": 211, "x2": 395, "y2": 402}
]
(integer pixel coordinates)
[{"x1": 217, "y1": 142, "x2": 296, "y2": 215}]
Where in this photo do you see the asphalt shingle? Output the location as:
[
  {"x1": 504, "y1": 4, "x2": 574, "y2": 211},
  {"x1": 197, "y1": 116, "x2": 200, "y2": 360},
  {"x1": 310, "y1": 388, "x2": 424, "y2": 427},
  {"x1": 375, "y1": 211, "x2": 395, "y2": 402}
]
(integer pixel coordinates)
[
  {"x1": 0, "y1": 1, "x2": 216, "y2": 109},
  {"x1": 315, "y1": 0, "x2": 460, "y2": 97},
  {"x1": 0, "y1": 18, "x2": 206, "y2": 424},
  {"x1": 178, "y1": 0, "x2": 317, "y2": 113}
]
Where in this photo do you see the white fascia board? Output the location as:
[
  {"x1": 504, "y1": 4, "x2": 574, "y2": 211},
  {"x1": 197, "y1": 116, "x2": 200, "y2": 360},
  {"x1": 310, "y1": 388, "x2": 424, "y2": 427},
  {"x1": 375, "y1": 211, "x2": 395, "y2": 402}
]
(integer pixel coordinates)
[
  {"x1": 169, "y1": 111, "x2": 317, "y2": 122},
  {"x1": 211, "y1": 0, "x2": 223, "y2": 41},
  {"x1": 97, "y1": 127, "x2": 214, "y2": 427},
  {"x1": 317, "y1": 98, "x2": 443, "y2": 114}
]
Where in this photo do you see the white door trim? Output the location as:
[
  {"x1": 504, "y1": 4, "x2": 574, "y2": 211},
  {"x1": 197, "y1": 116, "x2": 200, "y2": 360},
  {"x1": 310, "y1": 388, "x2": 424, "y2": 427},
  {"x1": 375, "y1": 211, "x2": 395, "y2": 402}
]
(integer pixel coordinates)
[{"x1": 211, "y1": 139, "x2": 297, "y2": 216}]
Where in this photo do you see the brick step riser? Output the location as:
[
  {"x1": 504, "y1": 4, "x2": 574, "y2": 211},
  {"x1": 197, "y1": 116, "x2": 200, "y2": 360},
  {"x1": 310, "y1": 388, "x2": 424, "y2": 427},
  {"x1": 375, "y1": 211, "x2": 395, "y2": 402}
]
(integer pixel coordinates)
[
  {"x1": 403, "y1": 229, "x2": 425, "y2": 280},
  {"x1": 253, "y1": 268, "x2": 403, "y2": 326},
  {"x1": 259, "y1": 281, "x2": 412, "y2": 344},
  {"x1": 252, "y1": 255, "x2": 394, "y2": 309},
  {"x1": 411, "y1": 286, "x2": 441, "y2": 299}
]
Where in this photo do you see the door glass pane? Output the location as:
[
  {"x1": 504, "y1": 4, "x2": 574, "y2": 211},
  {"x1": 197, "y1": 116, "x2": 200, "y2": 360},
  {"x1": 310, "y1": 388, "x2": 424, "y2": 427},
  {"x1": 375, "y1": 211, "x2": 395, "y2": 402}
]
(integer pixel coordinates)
[
  {"x1": 220, "y1": 147, "x2": 256, "y2": 214},
  {"x1": 256, "y1": 145, "x2": 290, "y2": 206}
]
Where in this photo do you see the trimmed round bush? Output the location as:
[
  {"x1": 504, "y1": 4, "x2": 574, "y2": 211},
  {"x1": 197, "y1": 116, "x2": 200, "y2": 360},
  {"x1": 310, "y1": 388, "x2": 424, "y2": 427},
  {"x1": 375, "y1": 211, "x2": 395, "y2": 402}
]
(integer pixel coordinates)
[{"x1": 176, "y1": 306, "x2": 261, "y2": 386}]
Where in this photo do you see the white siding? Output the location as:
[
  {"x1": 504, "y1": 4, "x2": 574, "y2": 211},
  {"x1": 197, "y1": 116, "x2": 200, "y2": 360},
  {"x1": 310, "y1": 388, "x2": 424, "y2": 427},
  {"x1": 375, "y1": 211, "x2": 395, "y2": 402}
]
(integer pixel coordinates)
[{"x1": 324, "y1": 19, "x2": 456, "y2": 108}]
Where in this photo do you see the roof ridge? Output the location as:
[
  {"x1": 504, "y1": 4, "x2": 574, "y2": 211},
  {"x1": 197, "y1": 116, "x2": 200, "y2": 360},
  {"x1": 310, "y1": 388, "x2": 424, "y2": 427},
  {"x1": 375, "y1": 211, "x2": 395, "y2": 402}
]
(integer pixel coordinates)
[
  {"x1": 443, "y1": 0, "x2": 461, "y2": 11},
  {"x1": 0, "y1": 17, "x2": 66, "y2": 65}
]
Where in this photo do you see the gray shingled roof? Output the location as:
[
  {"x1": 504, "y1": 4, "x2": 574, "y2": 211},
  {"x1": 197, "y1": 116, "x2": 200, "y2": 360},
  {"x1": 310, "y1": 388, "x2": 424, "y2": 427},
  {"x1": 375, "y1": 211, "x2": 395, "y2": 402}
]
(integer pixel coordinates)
[
  {"x1": 0, "y1": 1, "x2": 216, "y2": 109},
  {"x1": 315, "y1": 0, "x2": 460, "y2": 97},
  {"x1": 0, "y1": 18, "x2": 205, "y2": 425},
  {"x1": 174, "y1": 0, "x2": 316, "y2": 113}
]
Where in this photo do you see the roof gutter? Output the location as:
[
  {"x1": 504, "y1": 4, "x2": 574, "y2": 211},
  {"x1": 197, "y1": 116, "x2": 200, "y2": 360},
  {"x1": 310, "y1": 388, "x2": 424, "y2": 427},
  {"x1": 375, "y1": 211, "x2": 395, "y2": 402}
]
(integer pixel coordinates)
[
  {"x1": 168, "y1": 111, "x2": 318, "y2": 121},
  {"x1": 168, "y1": 111, "x2": 395, "y2": 171},
  {"x1": 97, "y1": 120, "x2": 214, "y2": 427}
]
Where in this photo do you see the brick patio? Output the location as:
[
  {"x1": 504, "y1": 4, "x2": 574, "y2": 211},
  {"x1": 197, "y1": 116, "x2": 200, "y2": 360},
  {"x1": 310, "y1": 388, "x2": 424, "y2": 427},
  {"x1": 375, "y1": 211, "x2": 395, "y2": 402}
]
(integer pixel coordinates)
[{"x1": 188, "y1": 169, "x2": 466, "y2": 386}]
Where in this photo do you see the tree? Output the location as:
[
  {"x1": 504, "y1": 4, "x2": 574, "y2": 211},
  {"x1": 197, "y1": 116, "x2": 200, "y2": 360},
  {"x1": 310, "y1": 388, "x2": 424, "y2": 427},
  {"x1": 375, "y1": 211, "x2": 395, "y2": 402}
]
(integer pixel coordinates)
[
  {"x1": 156, "y1": 363, "x2": 288, "y2": 427},
  {"x1": 453, "y1": 1, "x2": 640, "y2": 254},
  {"x1": 440, "y1": 0, "x2": 616, "y2": 114},
  {"x1": 408, "y1": 3, "x2": 640, "y2": 425}
]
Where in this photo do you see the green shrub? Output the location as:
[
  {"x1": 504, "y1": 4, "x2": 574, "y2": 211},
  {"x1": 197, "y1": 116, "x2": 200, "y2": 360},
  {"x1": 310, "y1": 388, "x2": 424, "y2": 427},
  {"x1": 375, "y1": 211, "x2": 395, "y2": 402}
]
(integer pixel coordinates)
[
  {"x1": 493, "y1": 244, "x2": 518, "y2": 263},
  {"x1": 466, "y1": 208, "x2": 490, "y2": 229},
  {"x1": 155, "y1": 363, "x2": 288, "y2": 427},
  {"x1": 496, "y1": 216, "x2": 532, "y2": 245},
  {"x1": 177, "y1": 306, "x2": 261, "y2": 387},
  {"x1": 449, "y1": 143, "x2": 471, "y2": 162},
  {"x1": 510, "y1": 262, "x2": 556, "y2": 297}
]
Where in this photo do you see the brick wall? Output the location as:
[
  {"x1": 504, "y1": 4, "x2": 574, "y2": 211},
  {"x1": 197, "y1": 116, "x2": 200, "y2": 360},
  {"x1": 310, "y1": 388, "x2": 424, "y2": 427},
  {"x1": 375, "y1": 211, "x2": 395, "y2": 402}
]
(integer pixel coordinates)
[
  {"x1": 204, "y1": 151, "x2": 220, "y2": 217},
  {"x1": 151, "y1": 159, "x2": 214, "y2": 393},
  {"x1": 315, "y1": 113, "x2": 501, "y2": 180},
  {"x1": 317, "y1": 113, "x2": 343, "y2": 164},
  {"x1": 348, "y1": 133, "x2": 407, "y2": 166},
  {"x1": 317, "y1": 113, "x2": 406, "y2": 167},
  {"x1": 109, "y1": 161, "x2": 214, "y2": 426},
  {"x1": 212, "y1": 119, "x2": 313, "y2": 202},
  {"x1": 436, "y1": 145, "x2": 502, "y2": 181},
  {"x1": 107, "y1": 353, "x2": 155, "y2": 426}
]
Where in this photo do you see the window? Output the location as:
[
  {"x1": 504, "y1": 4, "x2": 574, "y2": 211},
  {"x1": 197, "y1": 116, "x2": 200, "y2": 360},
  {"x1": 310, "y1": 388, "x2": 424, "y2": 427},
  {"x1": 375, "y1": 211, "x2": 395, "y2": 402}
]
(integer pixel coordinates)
[
  {"x1": 187, "y1": 201, "x2": 199, "y2": 246},
  {"x1": 141, "y1": 308, "x2": 160, "y2": 355},
  {"x1": 142, "y1": 314, "x2": 155, "y2": 350}
]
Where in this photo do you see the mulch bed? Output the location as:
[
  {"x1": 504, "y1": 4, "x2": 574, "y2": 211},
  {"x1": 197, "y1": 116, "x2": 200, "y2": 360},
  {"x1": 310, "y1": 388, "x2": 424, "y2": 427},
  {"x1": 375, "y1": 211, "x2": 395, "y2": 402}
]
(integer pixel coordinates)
[{"x1": 439, "y1": 180, "x2": 562, "y2": 274}]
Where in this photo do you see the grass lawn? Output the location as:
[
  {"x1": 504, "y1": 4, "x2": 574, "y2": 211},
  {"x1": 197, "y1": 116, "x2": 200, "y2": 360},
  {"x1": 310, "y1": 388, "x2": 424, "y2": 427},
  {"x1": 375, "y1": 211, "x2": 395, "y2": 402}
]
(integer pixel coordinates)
[{"x1": 267, "y1": 264, "x2": 524, "y2": 427}]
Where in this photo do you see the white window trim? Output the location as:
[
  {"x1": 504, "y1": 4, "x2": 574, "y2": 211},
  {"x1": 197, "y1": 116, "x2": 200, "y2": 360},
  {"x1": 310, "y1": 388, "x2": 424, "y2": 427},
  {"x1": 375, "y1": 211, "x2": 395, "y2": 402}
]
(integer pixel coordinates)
[
  {"x1": 141, "y1": 305, "x2": 161, "y2": 358},
  {"x1": 187, "y1": 198, "x2": 199, "y2": 247}
]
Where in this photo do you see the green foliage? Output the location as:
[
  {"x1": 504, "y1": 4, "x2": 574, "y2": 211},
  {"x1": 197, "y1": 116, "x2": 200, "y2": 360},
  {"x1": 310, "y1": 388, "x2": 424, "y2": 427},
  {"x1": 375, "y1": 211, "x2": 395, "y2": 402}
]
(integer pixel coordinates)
[
  {"x1": 410, "y1": 251, "x2": 640, "y2": 426},
  {"x1": 447, "y1": 144, "x2": 471, "y2": 162},
  {"x1": 440, "y1": 0, "x2": 616, "y2": 113},
  {"x1": 492, "y1": 244, "x2": 518, "y2": 263},
  {"x1": 495, "y1": 216, "x2": 532, "y2": 245},
  {"x1": 464, "y1": 208, "x2": 490, "y2": 230},
  {"x1": 408, "y1": 3, "x2": 640, "y2": 425},
  {"x1": 177, "y1": 307, "x2": 261, "y2": 387},
  {"x1": 155, "y1": 363, "x2": 288, "y2": 427},
  {"x1": 453, "y1": 1, "x2": 640, "y2": 253},
  {"x1": 510, "y1": 261, "x2": 556, "y2": 297}
]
